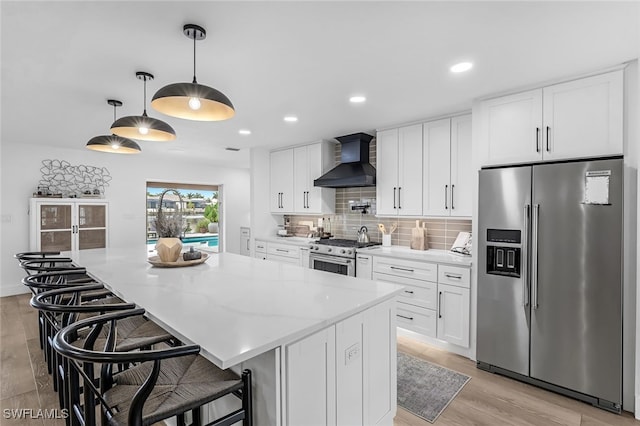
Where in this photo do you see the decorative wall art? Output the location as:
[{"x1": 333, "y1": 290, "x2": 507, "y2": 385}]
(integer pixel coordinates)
[{"x1": 36, "y1": 159, "x2": 112, "y2": 198}]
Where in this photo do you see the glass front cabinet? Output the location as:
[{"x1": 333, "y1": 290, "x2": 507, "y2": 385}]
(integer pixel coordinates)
[{"x1": 30, "y1": 198, "x2": 108, "y2": 252}]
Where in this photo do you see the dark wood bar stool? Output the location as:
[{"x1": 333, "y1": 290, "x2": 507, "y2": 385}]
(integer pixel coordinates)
[{"x1": 54, "y1": 308, "x2": 252, "y2": 426}]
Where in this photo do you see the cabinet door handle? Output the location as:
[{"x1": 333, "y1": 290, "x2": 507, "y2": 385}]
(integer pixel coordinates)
[
  {"x1": 403, "y1": 290, "x2": 414, "y2": 294},
  {"x1": 451, "y1": 184, "x2": 455, "y2": 210},
  {"x1": 444, "y1": 185, "x2": 448, "y2": 209},
  {"x1": 393, "y1": 187, "x2": 397, "y2": 209},
  {"x1": 398, "y1": 187, "x2": 401, "y2": 209},
  {"x1": 306, "y1": 191, "x2": 309, "y2": 208},
  {"x1": 438, "y1": 291, "x2": 443, "y2": 318},
  {"x1": 397, "y1": 314, "x2": 414, "y2": 321},
  {"x1": 246, "y1": 240, "x2": 250, "y2": 251},
  {"x1": 536, "y1": 127, "x2": 540, "y2": 152},
  {"x1": 390, "y1": 266, "x2": 414, "y2": 273},
  {"x1": 546, "y1": 126, "x2": 550, "y2": 152},
  {"x1": 280, "y1": 193, "x2": 284, "y2": 209},
  {"x1": 444, "y1": 273, "x2": 462, "y2": 279}
]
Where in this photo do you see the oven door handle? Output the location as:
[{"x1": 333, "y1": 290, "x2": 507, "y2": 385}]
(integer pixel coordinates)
[{"x1": 309, "y1": 253, "x2": 352, "y2": 266}]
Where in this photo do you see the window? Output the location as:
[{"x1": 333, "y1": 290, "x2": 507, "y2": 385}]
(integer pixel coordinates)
[{"x1": 146, "y1": 182, "x2": 220, "y2": 251}]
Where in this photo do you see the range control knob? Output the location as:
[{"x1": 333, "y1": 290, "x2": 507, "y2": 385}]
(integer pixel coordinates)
[
  {"x1": 314, "y1": 246, "x2": 320, "y2": 250},
  {"x1": 327, "y1": 248, "x2": 332, "y2": 253},
  {"x1": 340, "y1": 249, "x2": 346, "y2": 254},
  {"x1": 347, "y1": 250, "x2": 352, "y2": 255}
]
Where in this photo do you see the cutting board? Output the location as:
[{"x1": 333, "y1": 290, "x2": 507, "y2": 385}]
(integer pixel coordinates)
[{"x1": 410, "y1": 220, "x2": 428, "y2": 250}]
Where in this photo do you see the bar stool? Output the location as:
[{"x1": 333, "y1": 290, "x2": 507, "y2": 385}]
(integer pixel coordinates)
[
  {"x1": 54, "y1": 308, "x2": 252, "y2": 426},
  {"x1": 31, "y1": 284, "x2": 174, "y2": 418}
]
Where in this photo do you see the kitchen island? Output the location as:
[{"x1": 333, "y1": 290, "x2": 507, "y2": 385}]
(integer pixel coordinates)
[{"x1": 70, "y1": 247, "x2": 403, "y2": 426}]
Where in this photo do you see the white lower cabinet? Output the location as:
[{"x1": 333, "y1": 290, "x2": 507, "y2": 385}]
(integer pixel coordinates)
[
  {"x1": 254, "y1": 240, "x2": 267, "y2": 260},
  {"x1": 283, "y1": 299, "x2": 396, "y2": 426},
  {"x1": 436, "y1": 283, "x2": 470, "y2": 347},
  {"x1": 355, "y1": 254, "x2": 373, "y2": 279},
  {"x1": 373, "y1": 257, "x2": 470, "y2": 348}
]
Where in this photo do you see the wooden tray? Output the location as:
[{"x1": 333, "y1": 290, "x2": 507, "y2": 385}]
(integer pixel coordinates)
[{"x1": 148, "y1": 253, "x2": 209, "y2": 268}]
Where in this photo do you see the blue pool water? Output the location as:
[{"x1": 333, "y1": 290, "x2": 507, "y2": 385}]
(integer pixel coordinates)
[{"x1": 147, "y1": 235, "x2": 219, "y2": 247}]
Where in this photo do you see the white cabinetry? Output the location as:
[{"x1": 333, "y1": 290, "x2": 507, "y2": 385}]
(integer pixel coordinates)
[
  {"x1": 254, "y1": 240, "x2": 267, "y2": 260},
  {"x1": 480, "y1": 70, "x2": 623, "y2": 166},
  {"x1": 423, "y1": 115, "x2": 472, "y2": 217},
  {"x1": 376, "y1": 124, "x2": 423, "y2": 216},
  {"x1": 293, "y1": 142, "x2": 335, "y2": 214},
  {"x1": 30, "y1": 198, "x2": 108, "y2": 252},
  {"x1": 356, "y1": 254, "x2": 373, "y2": 280},
  {"x1": 299, "y1": 246, "x2": 310, "y2": 268},
  {"x1": 270, "y1": 149, "x2": 294, "y2": 212},
  {"x1": 283, "y1": 299, "x2": 396, "y2": 426},
  {"x1": 266, "y1": 241, "x2": 300, "y2": 264},
  {"x1": 372, "y1": 256, "x2": 470, "y2": 348},
  {"x1": 271, "y1": 141, "x2": 335, "y2": 214},
  {"x1": 285, "y1": 325, "x2": 336, "y2": 426}
]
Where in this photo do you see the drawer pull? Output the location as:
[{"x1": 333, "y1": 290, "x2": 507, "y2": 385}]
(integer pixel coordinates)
[
  {"x1": 403, "y1": 290, "x2": 414, "y2": 294},
  {"x1": 397, "y1": 314, "x2": 414, "y2": 321},
  {"x1": 444, "y1": 273, "x2": 462, "y2": 279},
  {"x1": 276, "y1": 249, "x2": 289, "y2": 253},
  {"x1": 357, "y1": 256, "x2": 369, "y2": 260},
  {"x1": 390, "y1": 266, "x2": 414, "y2": 273}
]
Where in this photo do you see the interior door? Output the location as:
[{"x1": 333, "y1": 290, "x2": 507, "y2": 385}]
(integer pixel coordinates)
[
  {"x1": 477, "y1": 166, "x2": 531, "y2": 376},
  {"x1": 530, "y1": 159, "x2": 622, "y2": 404}
]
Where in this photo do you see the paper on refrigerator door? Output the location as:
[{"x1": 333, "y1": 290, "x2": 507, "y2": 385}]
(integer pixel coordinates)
[{"x1": 584, "y1": 170, "x2": 611, "y2": 205}]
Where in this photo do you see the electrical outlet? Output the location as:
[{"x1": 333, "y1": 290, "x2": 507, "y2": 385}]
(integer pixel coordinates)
[{"x1": 345, "y1": 342, "x2": 360, "y2": 365}]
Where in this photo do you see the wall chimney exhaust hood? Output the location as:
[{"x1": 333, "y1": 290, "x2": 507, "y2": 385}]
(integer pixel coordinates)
[{"x1": 314, "y1": 132, "x2": 376, "y2": 188}]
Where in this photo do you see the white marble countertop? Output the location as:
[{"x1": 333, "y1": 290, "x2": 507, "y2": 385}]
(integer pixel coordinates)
[
  {"x1": 70, "y1": 248, "x2": 403, "y2": 369},
  {"x1": 255, "y1": 236, "x2": 317, "y2": 247},
  {"x1": 356, "y1": 246, "x2": 472, "y2": 267}
]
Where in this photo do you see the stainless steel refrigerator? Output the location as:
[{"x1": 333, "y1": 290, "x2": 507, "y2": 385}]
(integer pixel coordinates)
[{"x1": 477, "y1": 157, "x2": 623, "y2": 413}]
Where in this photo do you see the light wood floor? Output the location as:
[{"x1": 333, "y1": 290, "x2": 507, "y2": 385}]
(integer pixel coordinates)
[{"x1": 1, "y1": 293, "x2": 638, "y2": 426}]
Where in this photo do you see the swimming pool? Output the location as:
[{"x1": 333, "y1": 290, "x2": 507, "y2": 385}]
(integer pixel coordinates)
[{"x1": 147, "y1": 235, "x2": 219, "y2": 247}]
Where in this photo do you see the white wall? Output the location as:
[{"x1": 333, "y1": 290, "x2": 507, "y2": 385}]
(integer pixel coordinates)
[
  {"x1": 249, "y1": 147, "x2": 279, "y2": 256},
  {"x1": 0, "y1": 143, "x2": 250, "y2": 297}
]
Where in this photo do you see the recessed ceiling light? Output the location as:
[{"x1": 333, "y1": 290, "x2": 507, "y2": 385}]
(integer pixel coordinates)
[
  {"x1": 349, "y1": 95, "x2": 366, "y2": 103},
  {"x1": 238, "y1": 129, "x2": 252, "y2": 135},
  {"x1": 450, "y1": 62, "x2": 473, "y2": 73},
  {"x1": 284, "y1": 115, "x2": 298, "y2": 123}
]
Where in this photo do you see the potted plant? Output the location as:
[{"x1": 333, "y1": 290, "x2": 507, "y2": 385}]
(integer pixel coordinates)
[
  {"x1": 204, "y1": 203, "x2": 219, "y2": 233},
  {"x1": 197, "y1": 218, "x2": 210, "y2": 233},
  {"x1": 154, "y1": 189, "x2": 185, "y2": 262}
]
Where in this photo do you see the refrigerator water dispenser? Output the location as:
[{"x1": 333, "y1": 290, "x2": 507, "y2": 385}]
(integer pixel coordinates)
[{"x1": 486, "y1": 229, "x2": 521, "y2": 277}]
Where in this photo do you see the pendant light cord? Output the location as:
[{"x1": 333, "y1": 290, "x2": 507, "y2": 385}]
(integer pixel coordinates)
[
  {"x1": 142, "y1": 75, "x2": 148, "y2": 116},
  {"x1": 192, "y1": 32, "x2": 198, "y2": 84}
]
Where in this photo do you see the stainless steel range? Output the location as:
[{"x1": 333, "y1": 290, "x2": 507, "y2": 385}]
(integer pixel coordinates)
[{"x1": 308, "y1": 239, "x2": 379, "y2": 276}]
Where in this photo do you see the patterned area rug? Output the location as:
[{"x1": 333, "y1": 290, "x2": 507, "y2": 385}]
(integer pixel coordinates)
[{"x1": 397, "y1": 352, "x2": 471, "y2": 423}]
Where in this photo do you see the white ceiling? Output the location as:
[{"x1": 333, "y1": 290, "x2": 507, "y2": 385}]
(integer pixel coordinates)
[{"x1": 2, "y1": 1, "x2": 638, "y2": 169}]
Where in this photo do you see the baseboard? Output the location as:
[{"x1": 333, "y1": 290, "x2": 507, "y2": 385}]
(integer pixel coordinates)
[
  {"x1": 636, "y1": 395, "x2": 640, "y2": 419},
  {"x1": 397, "y1": 327, "x2": 474, "y2": 360},
  {"x1": 0, "y1": 284, "x2": 29, "y2": 298}
]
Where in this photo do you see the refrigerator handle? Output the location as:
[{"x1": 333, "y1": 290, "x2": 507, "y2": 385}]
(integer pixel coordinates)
[
  {"x1": 532, "y1": 204, "x2": 540, "y2": 309},
  {"x1": 523, "y1": 204, "x2": 530, "y2": 307}
]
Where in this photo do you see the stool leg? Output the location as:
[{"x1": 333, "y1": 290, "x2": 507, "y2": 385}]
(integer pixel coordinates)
[
  {"x1": 192, "y1": 407, "x2": 202, "y2": 426},
  {"x1": 242, "y1": 370, "x2": 252, "y2": 426}
]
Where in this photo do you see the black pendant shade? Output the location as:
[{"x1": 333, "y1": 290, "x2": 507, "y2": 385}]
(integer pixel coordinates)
[
  {"x1": 151, "y1": 24, "x2": 235, "y2": 122},
  {"x1": 86, "y1": 100, "x2": 141, "y2": 154},
  {"x1": 86, "y1": 134, "x2": 142, "y2": 154},
  {"x1": 111, "y1": 72, "x2": 176, "y2": 141}
]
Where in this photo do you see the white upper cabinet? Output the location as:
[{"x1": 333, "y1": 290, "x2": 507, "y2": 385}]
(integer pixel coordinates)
[
  {"x1": 450, "y1": 115, "x2": 473, "y2": 217},
  {"x1": 376, "y1": 124, "x2": 422, "y2": 216},
  {"x1": 481, "y1": 89, "x2": 543, "y2": 166},
  {"x1": 480, "y1": 70, "x2": 623, "y2": 166},
  {"x1": 271, "y1": 141, "x2": 335, "y2": 214},
  {"x1": 293, "y1": 142, "x2": 335, "y2": 214},
  {"x1": 542, "y1": 70, "x2": 623, "y2": 161},
  {"x1": 423, "y1": 118, "x2": 451, "y2": 216},
  {"x1": 423, "y1": 115, "x2": 472, "y2": 217},
  {"x1": 270, "y1": 149, "x2": 294, "y2": 212}
]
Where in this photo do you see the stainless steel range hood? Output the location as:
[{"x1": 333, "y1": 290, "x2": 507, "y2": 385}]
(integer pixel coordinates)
[{"x1": 313, "y1": 132, "x2": 376, "y2": 188}]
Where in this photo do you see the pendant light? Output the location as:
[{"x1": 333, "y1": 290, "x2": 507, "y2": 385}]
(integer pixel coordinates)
[
  {"x1": 151, "y1": 24, "x2": 235, "y2": 121},
  {"x1": 110, "y1": 72, "x2": 176, "y2": 141},
  {"x1": 86, "y1": 100, "x2": 142, "y2": 154}
]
